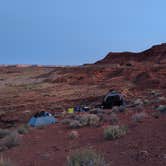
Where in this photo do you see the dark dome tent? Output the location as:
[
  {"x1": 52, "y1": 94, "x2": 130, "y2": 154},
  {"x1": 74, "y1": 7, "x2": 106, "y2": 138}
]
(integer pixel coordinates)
[{"x1": 102, "y1": 90, "x2": 125, "y2": 109}]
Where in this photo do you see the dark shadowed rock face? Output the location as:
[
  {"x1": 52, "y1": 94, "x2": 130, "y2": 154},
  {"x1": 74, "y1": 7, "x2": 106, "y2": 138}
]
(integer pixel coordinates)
[{"x1": 95, "y1": 43, "x2": 166, "y2": 65}]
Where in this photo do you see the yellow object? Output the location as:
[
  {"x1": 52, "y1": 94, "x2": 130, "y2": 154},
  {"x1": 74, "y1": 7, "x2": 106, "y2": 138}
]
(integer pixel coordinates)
[{"x1": 67, "y1": 108, "x2": 74, "y2": 114}]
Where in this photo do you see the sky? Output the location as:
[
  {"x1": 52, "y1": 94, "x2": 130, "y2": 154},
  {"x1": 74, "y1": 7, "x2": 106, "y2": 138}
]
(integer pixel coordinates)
[{"x1": 0, "y1": 0, "x2": 166, "y2": 65}]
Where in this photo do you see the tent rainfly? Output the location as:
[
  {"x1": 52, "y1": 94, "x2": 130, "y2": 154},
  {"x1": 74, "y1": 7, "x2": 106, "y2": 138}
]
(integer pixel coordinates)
[
  {"x1": 28, "y1": 111, "x2": 56, "y2": 127},
  {"x1": 102, "y1": 90, "x2": 125, "y2": 109}
]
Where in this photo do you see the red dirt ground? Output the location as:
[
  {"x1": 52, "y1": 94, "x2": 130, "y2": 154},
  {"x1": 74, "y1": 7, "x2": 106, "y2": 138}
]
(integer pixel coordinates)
[{"x1": 0, "y1": 43, "x2": 166, "y2": 165}]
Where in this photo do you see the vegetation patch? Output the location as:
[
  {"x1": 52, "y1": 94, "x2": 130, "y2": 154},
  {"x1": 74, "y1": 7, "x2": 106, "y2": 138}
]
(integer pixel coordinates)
[
  {"x1": 104, "y1": 125, "x2": 128, "y2": 140},
  {"x1": 109, "y1": 113, "x2": 119, "y2": 125},
  {"x1": 3, "y1": 131, "x2": 20, "y2": 149},
  {"x1": 69, "y1": 120, "x2": 82, "y2": 129},
  {"x1": 0, "y1": 129, "x2": 10, "y2": 139},
  {"x1": 67, "y1": 149, "x2": 109, "y2": 166},
  {"x1": 67, "y1": 114, "x2": 100, "y2": 129},
  {"x1": 68, "y1": 131, "x2": 79, "y2": 140},
  {"x1": 17, "y1": 124, "x2": 29, "y2": 135},
  {"x1": 0, "y1": 156, "x2": 15, "y2": 166},
  {"x1": 132, "y1": 112, "x2": 147, "y2": 123}
]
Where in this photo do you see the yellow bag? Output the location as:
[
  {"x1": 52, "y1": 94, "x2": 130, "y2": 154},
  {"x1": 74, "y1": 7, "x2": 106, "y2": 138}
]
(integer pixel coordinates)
[{"x1": 67, "y1": 108, "x2": 74, "y2": 114}]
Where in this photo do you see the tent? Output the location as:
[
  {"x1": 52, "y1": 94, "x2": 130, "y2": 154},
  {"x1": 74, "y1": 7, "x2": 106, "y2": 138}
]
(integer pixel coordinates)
[
  {"x1": 28, "y1": 111, "x2": 56, "y2": 127},
  {"x1": 102, "y1": 90, "x2": 125, "y2": 109}
]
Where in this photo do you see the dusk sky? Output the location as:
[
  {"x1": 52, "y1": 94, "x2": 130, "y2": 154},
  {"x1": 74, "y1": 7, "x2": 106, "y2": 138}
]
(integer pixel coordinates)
[{"x1": 0, "y1": 0, "x2": 166, "y2": 65}]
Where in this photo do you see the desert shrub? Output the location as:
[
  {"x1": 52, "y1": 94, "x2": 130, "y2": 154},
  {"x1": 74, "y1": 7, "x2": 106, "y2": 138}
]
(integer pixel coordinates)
[
  {"x1": 104, "y1": 125, "x2": 127, "y2": 140},
  {"x1": 156, "y1": 105, "x2": 166, "y2": 113},
  {"x1": 112, "y1": 106, "x2": 125, "y2": 113},
  {"x1": 112, "y1": 106, "x2": 120, "y2": 113},
  {"x1": 0, "y1": 129, "x2": 10, "y2": 139},
  {"x1": 89, "y1": 108, "x2": 103, "y2": 114},
  {"x1": 79, "y1": 114, "x2": 100, "y2": 127},
  {"x1": 67, "y1": 149, "x2": 109, "y2": 166},
  {"x1": 88, "y1": 114, "x2": 100, "y2": 127},
  {"x1": 133, "y1": 99, "x2": 143, "y2": 106},
  {"x1": 158, "y1": 97, "x2": 166, "y2": 102},
  {"x1": 97, "y1": 113, "x2": 104, "y2": 122},
  {"x1": 69, "y1": 120, "x2": 81, "y2": 129},
  {"x1": 61, "y1": 119, "x2": 72, "y2": 125},
  {"x1": 68, "y1": 131, "x2": 79, "y2": 140},
  {"x1": 109, "y1": 113, "x2": 119, "y2": 125},
  {"x1": 143, "y1": 99, "x2": 151, "y2": 105},
  {"x1": 152, "y1": 111, "x2": 160, "y2": 119},
  {"x1": 3, "y1": 131, "x2": 20, "y2": 149},
  {"x1": 118, "y1": 106, "x2": 126, "y2": 112},
  {"x1": 17, "y1": 124, "x2": 29, "y2": 135},
  {"x1": 67, "y1": 114, "x2": 100, "y2": 128},
  {"x1": 79, "y1": 115, "x2": 89, "y2": 126},
  {"x1": 0, "y1": 156, "x2": 14, "y2": 166},
  {"x1": 132, "y1": 112, "x2": 147, "y2": 123},
  {"x1": 150, "y1": 90, "x2": 161, "y2": 97}
]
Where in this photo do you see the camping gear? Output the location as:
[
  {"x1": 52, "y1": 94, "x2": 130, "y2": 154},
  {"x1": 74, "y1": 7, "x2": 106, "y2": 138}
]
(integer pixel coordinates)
[
  {"x1": 67, "y1": 108, "x2": 74, "y2": 114},
  {"x1": 74, "y1": 106, "x2": 89, "y2": 112},
  {"x1": 102, "y1": 90, "x2": 125, "y2": 109},
  {"x1": 28, "y1": 111, "x2": 56, "y2": 127}
]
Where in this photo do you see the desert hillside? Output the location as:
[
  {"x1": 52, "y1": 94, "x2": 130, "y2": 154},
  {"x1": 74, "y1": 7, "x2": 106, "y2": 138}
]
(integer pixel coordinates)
[{"x1": 0, "y1": 43, "x2": 165, "y2": 166}]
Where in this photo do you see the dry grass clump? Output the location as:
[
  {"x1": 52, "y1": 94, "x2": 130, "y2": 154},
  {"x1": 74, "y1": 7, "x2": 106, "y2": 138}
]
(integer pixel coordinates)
[
  {"x1": 109, "y1": 113, "x2": 119, "y2": 125},
  {"x1": 68, "y1": 114, "x2": 100, "y2": 129},
  {"x1": 104, "y1": 125, "x2": 128, "y2": 140},
  {"x1": 152, "y1": 111, "x2": 160, "y2": 119},
  {"x1": 88, "y1": 114, "x2": 100, "y2": 127},
  {"x1": 68, "y1": 131, "x2": 79, "y2": 140},
  {"x1": 79, "y1": 114, "x2": 100, "y2": 127},
  {"x1": 0, "y1": 129, "x2": 10, "y2": 139},
  {"x1": 69, "y1": 120, "x2": 81, "y2": 129},
  {"x1": 3, "y1": 131, "x2": 20, "y2": 149},
  {"x1": 132, "y1": 112, "x2": 147, "y2": 123},
  {"x1": 61, "y1": 119, "x2": 72, "y2": 125},
  {"x1": 67, "y1": 149, "x2": 109, "y2": 166},
  {"x1": 17, "y1": 124, "x2": 29, "y2": 135},
  {"x1": 0, "y1": 156, "x2": 15, "y2": 166}
]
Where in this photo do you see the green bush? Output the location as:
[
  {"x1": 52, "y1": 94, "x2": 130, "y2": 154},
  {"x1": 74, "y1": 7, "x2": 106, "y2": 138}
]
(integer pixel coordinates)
[
  {"x1": 104, "y1": 125, "x2": 127, "y2": 140},
  {"x1": 67, "y1": 149, "x2": 109, "y2": 166}
]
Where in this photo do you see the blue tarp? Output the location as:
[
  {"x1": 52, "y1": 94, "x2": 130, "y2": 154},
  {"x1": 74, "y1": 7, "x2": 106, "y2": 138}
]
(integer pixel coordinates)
[{"x1": 28, "y1": 113, "x2": 56, "y2": 127}]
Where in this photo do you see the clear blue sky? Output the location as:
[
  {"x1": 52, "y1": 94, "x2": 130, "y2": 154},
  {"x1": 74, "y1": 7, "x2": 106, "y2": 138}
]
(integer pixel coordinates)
[{"x1": 0, "y1": 0, "x2": 166, "y2": 65}]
